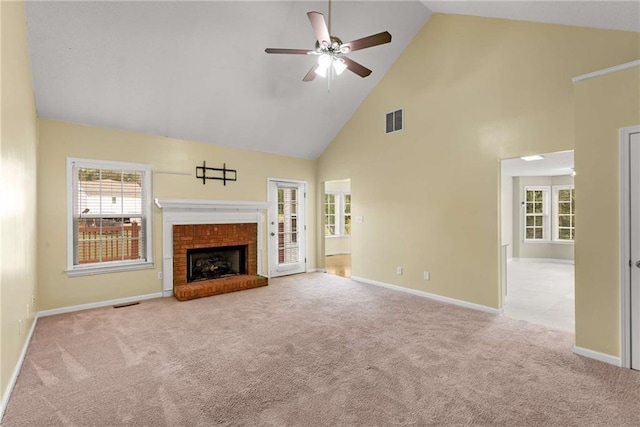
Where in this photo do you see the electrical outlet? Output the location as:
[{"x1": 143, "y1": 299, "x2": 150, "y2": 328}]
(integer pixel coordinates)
[
  {"x1": 32, "y1": 295, "x2": 36, "y2": 306},
  {"x1": 423, "y1": 271, "x2": 430, "y2": 280},
  {"x1": 396, "y1": 266, "x2": 403, "y2": 275},
  {"x1": 157, "y1": 271, "x2": 163, "y2": 280}
]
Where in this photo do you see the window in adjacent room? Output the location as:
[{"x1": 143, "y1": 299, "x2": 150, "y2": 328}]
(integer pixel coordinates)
[
  {"x1": 324, "y1": 193, "x2": 337, "y2": 236},
  {"x1": 324, "y1": 191, "x2": 351, "y2": 237},
  {"x1": 66, "y1": 158, "x2": 153, "y2": 276},
  {"x1": 553, "y1": 185, "x2": 575, "y2": 242},
  {"x1": 343, "y1": 194, "x2": 351, "y2": 235},
  {"x1": 524, "y1": 186, "x2": 550, "y2": 241}
]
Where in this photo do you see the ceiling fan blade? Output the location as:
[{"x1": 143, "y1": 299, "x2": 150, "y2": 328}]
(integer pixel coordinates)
[
  {"x1": 342, "y1": 57, "x2": 372, "y2": 78},
  {"x1": 307, "y1": 11, "x2": 331, "y2": 46},
  {"x1": 342, "y1": 31, "x2": 392, "y2": 53},
  {"x1": 303, "y1": 64, "x2": 319, "y2": 82},
  {"x1": 265, "y1": 48, "x2": 313, "y2": 55}
]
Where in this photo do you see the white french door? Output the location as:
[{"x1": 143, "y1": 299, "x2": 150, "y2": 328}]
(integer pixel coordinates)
[
  {"x1": 628, "y1": 129, "x2": 640, "y2": 370},
  {"x1": 267, "y1": 179, "x2": 307, "y2": 277}
]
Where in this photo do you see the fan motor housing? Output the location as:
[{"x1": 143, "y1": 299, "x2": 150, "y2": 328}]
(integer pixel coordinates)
[{"x1": 315, "y1": 36, "x2": 344, "y2": 53}]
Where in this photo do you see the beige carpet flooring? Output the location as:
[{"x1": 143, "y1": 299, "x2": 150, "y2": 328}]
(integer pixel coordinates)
[{"x1": 3, "y1": 273, "x2": 640, "y2": 426}]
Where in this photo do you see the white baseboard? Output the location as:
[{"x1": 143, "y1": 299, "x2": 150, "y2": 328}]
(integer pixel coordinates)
[
  {"x1": 38, "y1": 292, "x2": 164, "y2": 318},
  {"x1": 351, "y1": 276, "x2": 502, "y2": 315},
  {"x1": 572, "y1": 346, "x2": 622, "y2": 367},
  {"x1": 512, "y1": 257, "x2": 574, "y2": 265},
  {"x1": 1, "y1": 316, "x2": 38, "y2": 422},
  {"x1": 325, "y1": 251, "x2": 351, "y2": 256}
]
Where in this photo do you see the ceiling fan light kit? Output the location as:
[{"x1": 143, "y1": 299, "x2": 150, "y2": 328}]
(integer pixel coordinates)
[{"x1": 265, "y1": 6, "x2": 392, "y2": 84}]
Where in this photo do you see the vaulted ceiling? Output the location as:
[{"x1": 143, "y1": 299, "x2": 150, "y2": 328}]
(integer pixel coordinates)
[{"x1": 25, "y1": 1, "x2": 639, "y2": 159}]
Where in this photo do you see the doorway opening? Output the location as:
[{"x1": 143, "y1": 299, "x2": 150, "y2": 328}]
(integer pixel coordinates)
[
  {"x1": 500, "y1": 151, "x2": 575, "y2": 331},
  {"x1": 324, "y1": 179, "x2": 351, "y2": 278}
]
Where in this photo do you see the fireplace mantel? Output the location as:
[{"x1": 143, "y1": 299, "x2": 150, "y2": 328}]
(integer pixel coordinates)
[
  {"x1": 155, "y1": 198, "x2": 268, "y2": 212},
  {"x1": 155, "y1": 198, "x2": 268, "y2": 296}
]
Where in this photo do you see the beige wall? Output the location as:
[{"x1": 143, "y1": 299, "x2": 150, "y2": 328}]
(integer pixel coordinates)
[
  {"x1": 318, "y1": 14, "x2": 638, "y2": 312},
  {"x1": 1, "y1": 0, "x2": 39, "y2": 404},
  {"x1": 37, "y1": 120, "x2": 317, "y2": 310},
  {"x1": 512, "y1": 175, "x2": 575, "y2": 261},
  {"x1": 574, "y1": 66, "x2": 640, "y2": 357}
]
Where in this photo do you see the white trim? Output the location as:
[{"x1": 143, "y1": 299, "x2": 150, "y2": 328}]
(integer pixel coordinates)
[
  {"x1": 351, "y1": 276, "x2": 502, "y2": 315},
  {"x1": 572, "y1": 346, "x2": 622, "y2": 367},
  {"x1": 0, "y1": 316, "x2": 38, "y2": 422},
  {"x1": 572, "y1": 60, "x2": 640, "y2": 84},
  {"x1": 155, "y1": 198, "x2": 268, "y2": 294},
  {"x1": 65, "y1": 261, "x2": 154, "y2": 277},
  {"x1": 511, "y1": 257, "x2": 574, "y2": 265},
  {"x1": 619, "y1": 126, "x2": 640, "y2": 369},
  {"x1": 38, "y1": 292, "x2": 163, "y2": 318}
]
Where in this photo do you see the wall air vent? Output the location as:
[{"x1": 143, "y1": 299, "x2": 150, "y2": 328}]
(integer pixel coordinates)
[{"x1": 385, "y1": 109, "x2": 403, "y2": 134}]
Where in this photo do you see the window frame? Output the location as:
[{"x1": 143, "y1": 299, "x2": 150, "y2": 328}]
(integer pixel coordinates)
[
  {"x1": 324, "y1": 192, "x2": 337, "y2": 236},
  {"x1": 523, "y1": 186, "x2": 551, "y2": 242},
  {"x1": 66, "y1": 157, "x2": 154, "y2": 276},
  {"x1": 324, "y1": 191, "x2": 351, "y2": 238},
  {"x1": 552, "y1": 185, "x2": 575, "y2": 243}
]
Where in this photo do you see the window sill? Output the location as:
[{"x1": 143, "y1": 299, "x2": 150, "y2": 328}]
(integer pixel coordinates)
[
  {"x1": 66, "y1": 261, "x2": 155, "y2": 277},
  {"x1": 523, "y1": 240, "x2": 574, "y2": 245}
]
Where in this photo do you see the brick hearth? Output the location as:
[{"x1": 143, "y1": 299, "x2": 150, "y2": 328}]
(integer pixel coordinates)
[{"x1": 172, "y1": 223, "x2": 267, "y2": 301}]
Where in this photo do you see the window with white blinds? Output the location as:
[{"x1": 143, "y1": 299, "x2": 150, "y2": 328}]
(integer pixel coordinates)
[{"x1": 66, "y1": 158, "x2": 153, "y2": 276}]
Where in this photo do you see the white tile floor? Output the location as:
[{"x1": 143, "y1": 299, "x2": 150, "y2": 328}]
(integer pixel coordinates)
[{"x1": 503, "y1": 259, "x2": 575, "y2": 332}]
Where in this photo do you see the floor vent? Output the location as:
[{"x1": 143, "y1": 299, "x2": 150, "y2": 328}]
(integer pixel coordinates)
[{"x1": 113, "y1": 301, "x2": 140, "y2": 309}]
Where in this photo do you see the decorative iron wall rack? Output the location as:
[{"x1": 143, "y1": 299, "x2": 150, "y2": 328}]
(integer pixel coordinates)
[{"x1": 195, "y1": 161, "x2": 237, "y2": 186}]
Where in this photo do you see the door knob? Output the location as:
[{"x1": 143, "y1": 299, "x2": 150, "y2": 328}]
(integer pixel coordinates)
[
  {"x1": 635, "y1": 260, "x2": 640, "y2": 268},
  {"x1": 270, "y1": 232, "x2": 275, "y2": 236}
]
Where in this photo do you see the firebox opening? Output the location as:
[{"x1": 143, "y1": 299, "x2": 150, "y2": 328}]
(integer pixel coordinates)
[{"x1": 187, "y1": 245, "x2": 247, "y2": 283}]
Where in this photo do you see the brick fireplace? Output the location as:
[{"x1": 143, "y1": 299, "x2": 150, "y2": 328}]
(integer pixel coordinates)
[
  {"x1": 172, "y1": 223, "x2": 267, "y2": 301},
  {"x1": 155, "y1": 198, "x2": 269, "y2": 301}
]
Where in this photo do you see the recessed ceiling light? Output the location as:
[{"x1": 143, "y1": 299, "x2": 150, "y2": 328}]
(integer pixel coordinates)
[{"x1": 520, "y1": 155, "x2": 545, "y2": 161}]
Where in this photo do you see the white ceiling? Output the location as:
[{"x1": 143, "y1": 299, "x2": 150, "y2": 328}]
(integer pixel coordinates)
[
  {"x1": 25, "y1": 1, "x2": 639, "y2": 160},
  {"x1": 501, "y1": 150, "x2": 574, "y2": 177}
]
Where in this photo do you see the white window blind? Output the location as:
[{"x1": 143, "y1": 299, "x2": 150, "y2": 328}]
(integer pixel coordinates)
[{"x1": 67, "y1": 158, "x2": 153, "y2": 275}]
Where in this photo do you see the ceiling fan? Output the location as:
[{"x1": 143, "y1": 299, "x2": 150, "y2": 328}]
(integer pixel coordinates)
[{"x1": 264, "y1": 5, "x2": 392, "y2": 82}]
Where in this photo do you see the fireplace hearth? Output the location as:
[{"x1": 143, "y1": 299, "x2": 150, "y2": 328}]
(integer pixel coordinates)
[{"x1": 187, "y1": 245, "x2": 247, "y2": 282}]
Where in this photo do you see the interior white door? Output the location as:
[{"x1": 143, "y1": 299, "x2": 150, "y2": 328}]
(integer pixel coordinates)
[
  {"x1": 630, "y1": 131, "x2": 640, "y2": 370},
  {"x1": 268, "y1": 180, "x2": 307, "y2": 277}
]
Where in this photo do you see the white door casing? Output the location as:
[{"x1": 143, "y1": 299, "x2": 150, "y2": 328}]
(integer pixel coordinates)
[
  {"x1": 620, "y1": 126, "x2": 640, "y2": 370},
  {"x1": 267, "y1": 179, "x2": 307, "y2": 277}
]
